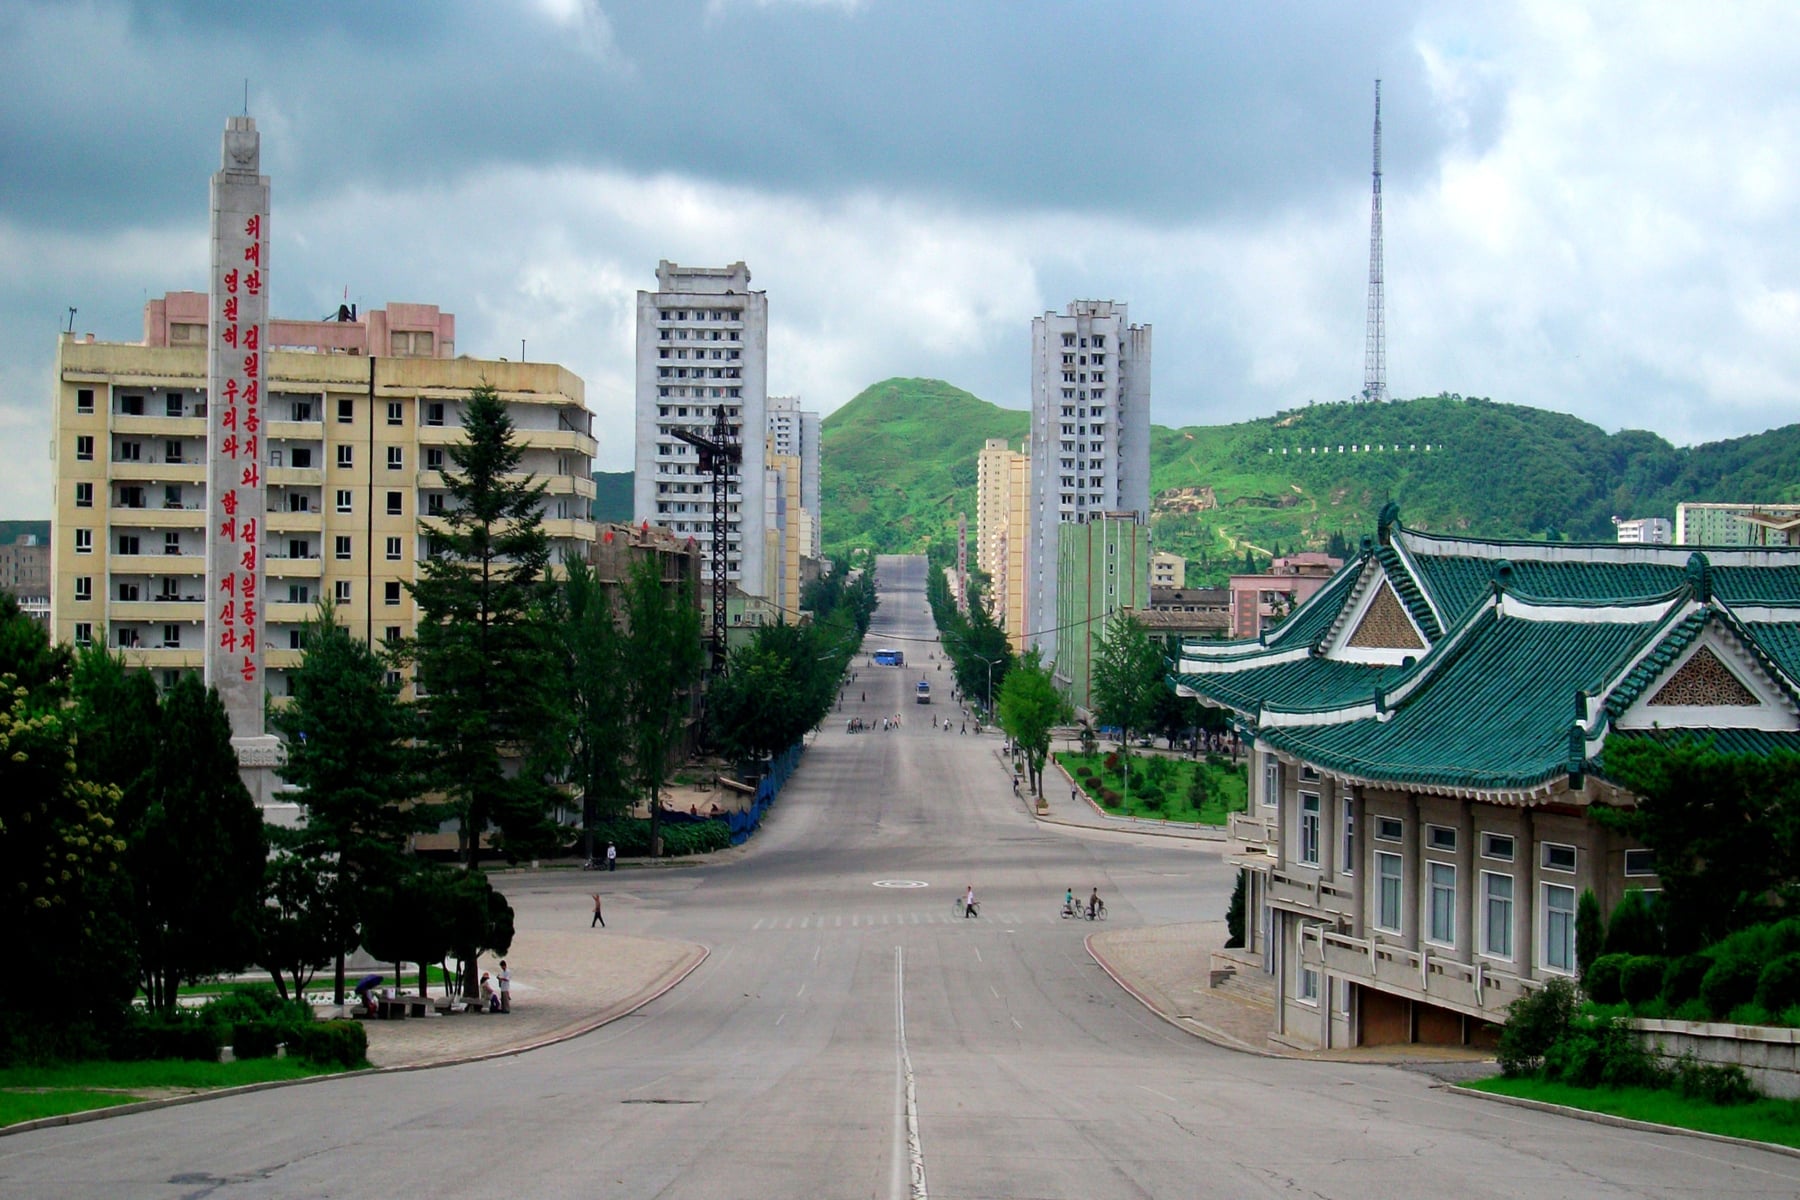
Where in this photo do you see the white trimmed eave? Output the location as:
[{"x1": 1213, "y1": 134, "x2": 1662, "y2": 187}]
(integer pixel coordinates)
[
  {"x1": 1384, "y1": 533, "x2": 1447, "y2": 634},
  {"x1": 1175, "y1": 643, "x2": 1314, "y2": 675},
  {"x1": 1255, "y1": 741, "x2": 1609, "y2": 807},
  {"x1": 1611, "y1": 620, "x2": 1800, "y2": 733},
  {"x1": 1319, "y1": 559, "x2": 1431, "y2": 667}
]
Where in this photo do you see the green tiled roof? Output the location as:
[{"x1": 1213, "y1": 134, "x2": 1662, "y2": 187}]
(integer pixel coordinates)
[
  {"x1": 1747, "y1": 621, "x2": 1800, "y2": 682},
  {"x1": 1408, "y1": 555, "x2": 1688, "y2": 626},
  {"x1": 1374, "y1": 545, "x2": 1443, "y2": 639},
  {"x1": 1603, "y1": 611, "x2": 1707, "y2": 717},
  {"x1": 1174, "y1": 655, "x2": 1399, "y2": 715},
  {"x1": 1258, "y1": 611, "x2": 1656, "y2": 791},
  {"x1": 1265, "y1": 556, "x2": 1367, "y2": 648}
]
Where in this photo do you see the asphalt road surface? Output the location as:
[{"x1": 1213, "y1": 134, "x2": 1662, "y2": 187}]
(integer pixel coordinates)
[{"x1": 6, "y1": 554, "x2": 1799, "y2": 1198}]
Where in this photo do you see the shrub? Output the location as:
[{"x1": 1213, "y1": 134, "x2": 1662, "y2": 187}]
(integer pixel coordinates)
[
  {"x1": 1103, "y1": 752, "x2": 1120, "y2": 772},
  {"x1": 232, "y1": 1020, "x2": 282, "y2": 1060},
  {"x1": 1544, "y1": 1014, "x2": 1659, "y2": 1089},
  {"x1": 1700, "y1": 956, "x2": 1762, "y2": 1020},
  {"x1": 1584, "y1": 954, "x2": 1628, "y2": 1005},
  {"x1": 1075, "y1": 766, "x2": 1093, "y2": 779},
  {"x1": 658, "y1": 819, "x2": 730, "y2": 857},
  {"x1": 1671, "y1": 1058, "x2": 1758, "y2": 1106},
  {"x1": 1134, "y1": 786, "x2": 1163, "y2": 811},
  {"x1": 1576, "y1": 890, "x2": 1604, "y2": 987},
  {"x1": 1726, "y1": 1002, "x2": 1774, "y2": 1027},
  {"x1": 1100, "y1": 789, "x2": 1121, "y2": 805},
  {"x1": 201, "y1": 988, "x2": 314, "y2": 1038},
  {"x1": 1661, "y1": 954, "x2": 1713, "y2": 1008},
  {"x1": 1755, "y1": 953, "x2": 1800, "y2": 1015},
  {"x1": 1497, "y1": 977, "x2": 1579, "y2": 1077},
  {"x1": 1671, "y1": 998, "x2": 1711, "y2": 1023},
  {"x1": 1603, "y1": 889, "x2": 1663, "y2": 958},
  {"x1": 1620, "y1": 956, "x2": 1667, "y2": 1008},
  {"x1": 114, "y1": 1012, "x2": 220, "y2": 1062},
  {"x1": 1225, "y1": 873, "x2": 1246, "y2": 949},
  {"x1": 288, "y1": 1019, "x2": 368, "y2": 1068}
]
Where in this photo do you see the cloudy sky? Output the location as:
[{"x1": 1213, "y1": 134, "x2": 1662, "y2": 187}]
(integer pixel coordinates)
[{"x1": 2, "y1": 0, "x2": 1797, "y2": 517}]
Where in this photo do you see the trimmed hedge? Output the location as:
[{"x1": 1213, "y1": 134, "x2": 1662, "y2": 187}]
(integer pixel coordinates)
[
  {"x1": 288, "y1": 1019, "x2": 368, "y2": 1068},
  {"x1": 1700, "y1": 957, "x2": 1762, "y2": 1020},
  {"x1": 231, "y1": 1020, "x2": 282, "y2": 1060},
  {"x1": 1619, "y1": 956, "x2": 1666, "y2": 1007},
  {"x1": 1756, "y1": 954, "x2": 1800, "y2": 1015},
  {"x1": 1661, "y1": 954, "x2": 1713, "y2": 1008},
  {"x1": 1585, "y1": 954, "x2": 1627, "y2": 1005},
  {"x1": 113, "y1": 1013, "x2": 220, "y2": 1062}
]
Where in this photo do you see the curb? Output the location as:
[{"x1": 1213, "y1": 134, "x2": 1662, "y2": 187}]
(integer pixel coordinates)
[
  {"x1": 0, "y1": 941, "x2": 710, "y2": 1140},
  {"x1": 1084, "y1": 932, "x2": 1279, "y2": 1058},
  {"x1": 1449, "y1": 1082, "x2": 1800, "y2": 1160}
]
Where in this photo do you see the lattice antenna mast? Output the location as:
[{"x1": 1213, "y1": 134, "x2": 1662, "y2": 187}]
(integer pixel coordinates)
[
  {"x1": 1363, "y1": 78, "x2": 1388, "y2": 403},
  {"x1": 670, "y1": 406, "x2": 741, "y2": 672}
]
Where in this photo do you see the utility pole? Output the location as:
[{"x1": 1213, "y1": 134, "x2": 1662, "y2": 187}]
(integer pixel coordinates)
[{"x1": 670, "y1": 406, "x2": 741, "y2": 672}]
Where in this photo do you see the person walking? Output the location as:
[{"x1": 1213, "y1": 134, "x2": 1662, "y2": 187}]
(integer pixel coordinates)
[
  {"x1": 591, "y1": 893, "x2": 606, "y2": 928},
  {"x1": 497, "y1": 960, "x2": 512, "y2": 1012},
  {"x1": 606, "y1": 841, "x2": 617, "y2": 872},
  {"x1": 963, "y1": 884, "x2": 978, "y2": 918}
]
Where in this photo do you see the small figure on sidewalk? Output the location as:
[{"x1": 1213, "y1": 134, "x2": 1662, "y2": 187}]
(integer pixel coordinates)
[
  {"x1": 481, "y1": 971, "x2": 500, "y2": 1012},
  {"x1": 960, "y1": 721, "x2": 966, "y2": 734},
  {"x1": 498, "y1": 960, "x2": 512, "y2": 1012},
  {"x1": 591, "y1": 892, "x2": 606, "y2": 928},
  {"x1": 606, "y1": 841, "x2": 617, "y2": 872},
  {"x1": 1070, "y1": 785, "x2": 1078, "y2": 804}
]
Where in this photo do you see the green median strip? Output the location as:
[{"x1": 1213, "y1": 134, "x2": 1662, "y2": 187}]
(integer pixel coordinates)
[
  {"x1": 1463, "y1": 1076, "x2": 1800, "y2": 1150},
  {"x1": 0, "y1": 1058, "x2": 358, "y2": 1129}
]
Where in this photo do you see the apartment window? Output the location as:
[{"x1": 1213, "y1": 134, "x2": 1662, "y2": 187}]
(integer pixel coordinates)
[
  {"x1": 1297, "y1": 963, "x2": 1320, "y2": 1004},
  {"x1": 427, "y1": 494, "x2": 445, "y2": 515},
  {"x1": 162, "y1": 624, "x2": 180, "y2": 649},
  {"x1": 334, "y1": 580, "x2": 352, "y2": 604},
  {"x1": 1375, "y1": 816, "x2": 1403, "y2": 842},
  {"x1": 288, "y1": 584, "x2": 311, "y2": 604},
  {"x1": 76, "y1": 435, "x2": 94, "y2": 461},
  {"x1": 1341, "y1": 793, "x2": 1355, "y2": 875},
  {"x1": 1542, "y1": 843, "x2": 1577, "y2": 873},
  {"x1": 287, "y1": 492, "x2": 310, "y2": 513},
  {"x1": 337, "y1": 446, "x2": 354, "y2": 469},
  {"x1": 76, "y1": 388, "x2": 94, "y2": 414},
  {"x1": 120, "y1": 394, "x2": 144, "y2": 416},
  {"x1": 384, "y1": 626, "x2": 402, "y2": 644},
  {"x1": 1481, "y1": 833, "x2": 1516, "y2": 862},
  {"x1": 425, "y1": 402, "x2": 445, "y2": 427},
  {"x1": 386, "y1": 401, "x2": 403, "y2": 426},
  {"x1": 290, "y1": 629, "x2": 304, "y2": 650},
  {"x1": 74, "y1": 482, "x2": 93, "y2": 508},
  {"x1": 118, "y1": 441, "x2": 141, "y2": 462},
  {"x1": 118, "y1": 486, "x2": 146, "y2": 510},
  {"x1": 163, "y1": 532, "x2": 181, "y2": 556},
  {"x1": 337, "y1": 398, "x2": 354, "y2": 423},
  {"x1": 117, "y1": 534, "x2": 140, "y2": 555},
  {"x1": 385, "y1": 536, "x2": 402, "y2": 561},
  {"x1": 425, "y1": 448, "x2": 444, "y2": 470},
  {"x1": 1375, "y1": 853, "x2": 1402, "y2": 931},
  {"x1": 1545, "y1": 884, "x2": 1577, "y2": 972},
  {"x1": 291, "y1": 448, "x2": 313, "y2": 469},
  {"x1": 387, "y1": 447, "x2": 403, "y2": 470},
  {"x1": 74, "y1": 577, "x2": 91, "y2": 602},
  {"x1": 334, "y1": 536, "x2": 352, "y2": 561},
  {"x1": 383, "y1": 581, "x2": 402, "y2": 606},
  {"x1": 386, "y1": 491, "x2": 403, "y2": 516},
  {"x1": 1426, "y1": 825, "x2": 1457, "y2": 853},
  {"x1": 1482, "y1": 872, "x2": 1515, "y2": 960},
  {"x1": 1624, "y1": 848, "x2": 1656, "y2": 877},
  {"x1": 1427, "y1": 863, "x2": 1456, "y2": 946},
  {"x1": 1261, "y1": 756, "x2": 1279, "y2": 810},
  {"x1": 167, "y1": 393, "x2": 185, "y2": 417},
  {"x1": 336, "y1": 489, "x2": 353, "y2": 513},
  {"x1": 1298, "y1": 793, "x2": 1320, "y2": 866},
  {"x1": 73, "y1": 622, "x2": 92, "y2": 648},
  {"x1": 166, "y1": 485, "x2": 184, "y2": 509}
]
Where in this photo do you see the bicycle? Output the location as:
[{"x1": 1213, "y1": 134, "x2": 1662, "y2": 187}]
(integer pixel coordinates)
[{"x1": 1086, "y1": 898, "x2": 1108, "y2": 921}]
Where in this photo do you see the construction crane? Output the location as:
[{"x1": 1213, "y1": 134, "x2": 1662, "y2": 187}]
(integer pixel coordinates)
[{"x1": 670, "y1": 406, "x2": 742, "y2": 671}]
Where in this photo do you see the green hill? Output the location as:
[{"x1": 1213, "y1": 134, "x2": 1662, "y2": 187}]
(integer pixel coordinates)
[
  {"x1": 590, "y1": 470, "x2": 633, "y2": 524},
  {"x1": 820, "y1": 378, "x2": 1028, "y2": 556}
]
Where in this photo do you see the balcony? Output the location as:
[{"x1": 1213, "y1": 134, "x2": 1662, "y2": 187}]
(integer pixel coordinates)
[
  {"x1": 265, "y1": 419, "x2": 323, "y2": 440},
  {"x1": 1297, "y1": 926, "x2": 1541, "y2": 1023},
  {"x1": 112, "y1": 415, "x2": 205, "y2": 438},
  {"x1": 111, "y1": 504, "x2": 207, "y2": 530},
  {"x1": 267, "y1": 555, "x2": 324, "y2": 579},
  {"x1": 112, "y1": 600, "x2": 206, "y2": 623},
  {"x1": 1268, "y1": 867, "x2": 1355, "y2": 918},
  {"x1": 110, "y1": 460, "x2": 206, "y2": 484},
  {"x1": 267, "y1": 510, "x2": 324, "y2": 534},
  {"x1": 1228, "y1": 812, "x2": 1277, "y2": 861},
  {"x1": 114, "y1": 645, "x2": 206, "y2": 670},
  {"x1": 542, "y1": 518, "x2": 597, "y2": 542},
  {"x1": 267, "y1": 466, "x2": 324, "y2": 487},
  {"x1": 113, "y1": 554, "x2": 204, "y2": 576}
]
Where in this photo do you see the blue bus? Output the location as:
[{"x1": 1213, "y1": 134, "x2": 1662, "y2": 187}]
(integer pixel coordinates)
[{"x1": 874, "y1": 648, "x2": 905, "y2": 667}]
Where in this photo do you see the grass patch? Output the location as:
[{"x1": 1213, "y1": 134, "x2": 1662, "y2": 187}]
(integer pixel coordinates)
[
  {"x1": 1056, "y1": 751, "x2": 1247, "y2": 824},
  {"x1": 1464, "y1": 1076, "x2": 1800, "y2": 1149},
  {"x1": 0, "y1": 1058, "x2": 357, "y2": 1128}
]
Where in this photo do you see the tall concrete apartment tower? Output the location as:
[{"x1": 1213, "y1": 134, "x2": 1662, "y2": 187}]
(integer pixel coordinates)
[
  {"x1": 634, "y1": 262, "x2": 768, "y2": 599},
  {"x1": 1027, "y1": 301, "x2": 1151, "y2": 667},
  {"x1": 976, "y1": 436, "x2": 1030, "y2": 652},
  {"x1": 766, "y1": 395, "x2": 821, "y2": 559}
]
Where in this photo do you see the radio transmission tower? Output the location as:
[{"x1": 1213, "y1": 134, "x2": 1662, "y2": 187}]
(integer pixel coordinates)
[{"x1": 1363, "y1": 78, "x2": 1387, "y2": 403}]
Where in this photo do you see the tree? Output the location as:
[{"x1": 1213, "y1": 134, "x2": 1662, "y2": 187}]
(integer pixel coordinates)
[
  {"x1": 130, "y1": 675, "x2": 268, "y2": 1010},
  {"x1": 996, "y1": 648, "x2": 1072, "y2": 798},
  {"x1": 269, "y1": 602, "x2": 430, "y2": 1002},
  {"x1": 1090, "y1": 612, "x2": 1168, "y2": 805},
  {"x1": 0, "y1": 592, "x2": 72, "y2": 697},
  {"x1": 1575, "y1": 889, "x2": 1604, "y2": 987},
  {"x1": 555, "y1": 559, "x2": 631, "y2": 865},
  {"x1": 258, "y1": 847, "x2": 350, "y2": 1002},
  {"x1": 410, "y1": 384, "x2": 561, "y2": 866},
  {"x1": 619, "y1": 557, "x2": 704, "y2": 857}
]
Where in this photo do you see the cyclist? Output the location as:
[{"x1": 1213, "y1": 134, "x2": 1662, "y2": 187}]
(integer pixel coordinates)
[
  {"x1": 1088, "y1": 888, "x2": 1103, "y2": 920},
  {"x1": 1063, "y1": 888, "x2": 1076, "y2": 917}
]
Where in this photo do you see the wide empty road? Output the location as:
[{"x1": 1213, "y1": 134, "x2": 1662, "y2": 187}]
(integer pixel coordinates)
[{"x1": 6, "y1": 555, "x2": 1799, "y2": 1198}]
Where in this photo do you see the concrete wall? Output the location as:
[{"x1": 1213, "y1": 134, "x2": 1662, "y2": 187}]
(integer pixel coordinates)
[{"x1": 1635, "y1": 1019, "x2": 1800, "y2": 1099}]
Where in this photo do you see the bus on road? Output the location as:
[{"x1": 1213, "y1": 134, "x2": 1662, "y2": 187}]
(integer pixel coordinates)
[{"x1": 873, "y1": 648, "x2": 905, "y2": 667}]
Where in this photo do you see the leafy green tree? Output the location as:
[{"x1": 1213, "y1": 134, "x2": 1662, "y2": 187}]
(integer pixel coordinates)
[
  {"x1": 709, "y1": 626, "x2": 824, "y2": 765},
  {"x1": 619, "y1": 557, "x2": 704, "y2": 857},
  {"x1": 410, "y1": 384, "x2": 560, "y2": 866},
  {"x1": 0, "y1": 593, "x2": 72, "y2": 697},
  {"x1": 555, "y1": 559, "x2": 631, "y2": 865},
  {"x1": 258, "y1": 847, "x2": 350, "y2": 1002},
  {"x1": 69, "y1": 647, "x2": 163, "y2": 821},
  {"x1": 1091, "y1": 612, "x2": 1168, "y2": 804},
  {"x1": 1576, "y1": 889, "x2": 1604, "y2": 986},
  {"x1": 270, "y1": 602, "x2": 430, "y2": 1002},
  {"x1": 131, "y1": 675, "x2": 269, "y2": 1011},
  {"x1": 996, "y1": 648, "x2": 1071, "y2": 797},
  {"x1": 1225, "y1": 873, "x2": 1246, "y2": 949}
]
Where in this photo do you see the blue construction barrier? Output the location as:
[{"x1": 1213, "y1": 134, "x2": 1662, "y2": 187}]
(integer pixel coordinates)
[{"x1": 725, "y1": 740, "x2": 804, "y2": 845}]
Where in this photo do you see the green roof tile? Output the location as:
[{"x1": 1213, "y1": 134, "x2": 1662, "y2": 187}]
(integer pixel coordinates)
[{"x1": 1174, "y1": 655, "x2": 1398, "y2": 715}]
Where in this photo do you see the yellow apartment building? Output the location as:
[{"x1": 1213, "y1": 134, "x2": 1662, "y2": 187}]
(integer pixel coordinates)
[{"x1": 976, "y1": 437, "x2": 1030, "y2": 652}]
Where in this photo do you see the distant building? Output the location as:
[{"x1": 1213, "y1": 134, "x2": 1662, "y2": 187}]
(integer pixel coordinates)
[
  {"x1": 1676, "y1": 502, "x2": 1800, "y2": 548},
  {"x1": 1054, "y1": 510, "x2": 1150, "y2": 715},
  {"x1": 1613, "y1": 516, "x2": 1672, "y2": 544},
  {"x1": 1151, "y1": 550, "x2": 1186, "y2": 589},
  {"x1": 1140, "y1": 585, "x2": 1230, "y2": 650},
  {"x1": 1228, "y1": 553, "x2": 1343, "y2": 639},
  {"x1": 766, "y1": 395, "x2": 820, "y2": 558},
  {"x1": 0, "y1": 534, "x2": 50, "y2": 625},
  {"x1": 976, "y1": 437, "x2": 1030, "y2": 652},
  {"x1": 1028, "y1": 300, "x2": 1151, "y2": 668}
]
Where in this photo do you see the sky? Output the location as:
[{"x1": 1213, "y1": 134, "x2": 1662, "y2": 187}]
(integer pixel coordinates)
[{"x1": 2, "y1": 0, "x2": 1798, "y2": 517}]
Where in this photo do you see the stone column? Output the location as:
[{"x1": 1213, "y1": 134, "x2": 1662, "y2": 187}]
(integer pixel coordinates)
[
  {"x1": 1456, "y1": 801, "x2": 1476, "y2": 963},
  {"x1": 1518, "y1": 808, "x2": 1537, "y2": 979},
  {"x1": 1403, "y1": 793, "x2": 1421, "y2": 952}
]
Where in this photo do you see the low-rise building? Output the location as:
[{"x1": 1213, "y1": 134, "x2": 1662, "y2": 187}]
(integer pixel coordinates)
[
  {"x1": 1151, "y1": 550, "x2": 1186, "y2": 589},
  {"x1": 0, "y1": 534, "x2": 51, "y2": 625},
  {"x1": 1676, "y1": 502, "x2": 1800, "y2": 547},
  {"x1": 1613, "y1": 516, "x2": 1672, "y2": 544},
  {"x1": 1227, "y1": 553, "x2": 1342, "y2": 639},
  {"x1": 1176, "y1": 506, "x2": 1800, "y2": 1050}
]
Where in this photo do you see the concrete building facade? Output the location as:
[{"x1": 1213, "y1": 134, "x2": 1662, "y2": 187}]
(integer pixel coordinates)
[
  {"x1": 1613, "y1": 516, "x2": 1673, "y2": 544},
  {"x1": 1677, "y1": 503, "x2": 1800, "y2": 548},
  {"x1": 1054, "y1": 510, "x2": 1151, "y2": 715},
  {"x1": 976, "y1": 437, "x2": 1031, "y2": 652},
  {"x1": 1151, "y1": 550, "x2": 1186, "y2": 589},
  {"x1": 0, "y1": 535, "x2": 51, "y2": 624},
  {"x1": 1027, "y1": 301, "x2": 1151, "y2": 669},
  {"x1": 1228, "y1": 554, "x2": 1343, "y2": 639},
  {"x1": 766, "y1": 395, "x2": 820, "y2": 559},
  {"x1": 634, "y1": 262, "x2": 768, "y2": 603}
]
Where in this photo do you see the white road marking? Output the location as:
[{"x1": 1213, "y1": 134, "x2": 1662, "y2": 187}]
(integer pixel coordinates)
[
  {"x1": 973, "y1": 947, "x2": 983, "y2": 964},
  {"x1": 776, "y1": 1012, "x2": 786, "y2": 1027},
  {"x1": 893, "y1": 946, "x2": 929, "y2": 1200},
  {"x1": 989, "y1": 985, "x2": 1001, "y2": 1000},
  {"x1": 797, "y1": 983, "x2": 807, "y2": 998}
]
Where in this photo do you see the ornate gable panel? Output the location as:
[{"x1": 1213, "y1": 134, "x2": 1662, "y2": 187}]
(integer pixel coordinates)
[
  {"x1": 1347, "y1": 582, "x2": 1425, "y2": 651},
  {"x1": 1649, "y1": 646, "x2": 1757, "y2": 707}
]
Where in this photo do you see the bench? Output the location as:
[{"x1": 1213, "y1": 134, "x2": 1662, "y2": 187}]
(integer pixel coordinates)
[
  {"x1": 374, "y1": 993, "x2": 432, "y2": 1019},
  {"x1": 435, "y1": 997, "x2": 487, "y2": 1015}
]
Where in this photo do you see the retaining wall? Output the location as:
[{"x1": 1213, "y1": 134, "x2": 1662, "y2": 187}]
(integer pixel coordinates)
[{"x1": 1633, "y1": 1018, "x2": 1800, "y2": 1099}]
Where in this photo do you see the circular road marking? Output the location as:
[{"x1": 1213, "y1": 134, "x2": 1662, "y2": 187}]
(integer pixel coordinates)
[{"x1": 872, "y1": 879, "x2": 931, "y2": 889}]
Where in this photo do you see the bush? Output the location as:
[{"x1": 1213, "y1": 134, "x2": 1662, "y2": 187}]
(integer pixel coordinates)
[
  {"x1": 1134, "y1": 786, "x2": 1163, "y2": 811},
  {"x1": 658, "y1": 820, "x2": 731, "y2": 857},
  {"x1": 1075, "y1": 766, "x2": 1093, "y2": 779},
  {"x1": 200, "y1": 988, "x2": 314, "y2": 1038},
  {"x1": 1584, "y1": 954, "x2": 1628, "y2": 1005},
  {"x1": 287, "y1": 1019, "x2": 368, "y2": 1068},
  {"x1": 1103, "y1": 752, "x2": 1120, "y2": 772},
  {"x1": 1756, "y1": 953, "x2": 1800, "y2": 1015},
  {"x1": 1101, "y1": 789, "x2": 1121, "y2": 805},
  {"x1": 1543, "y1": 1014, "x2": 1660, "y2": 1089},
  {"x1": 1576, "y1": 890, "x2": 1604, "y2": 987},
  {"x1": 1225, "y1": 873, "x2": 1246, "y2": 949},
  {"x1": 1661, "y1": 954, "x2": 1713, "y2": 1008},
  {"x1": 1603, "y1": 889, "x2": 1663, "y2": 958},
  {"x1": 1497, "y1": 977, "x2": 1579, "y2": 1077},
  {"x1": 1620, "y1": 956, "x2": 1667, "y2": 1007},
  {"x1": 1700, "y1": 956, "x2": 1762, "y2": 1020},
  {"x1": 1671, "y1": 1057, "x2": 1758, "y2": 1106},
  {"x1": 232, "y1": 1020, "x2": 282, "y2": 1060},
  {"x1": 113, "y1": 1012, "x2": 220, "y2": 1062}
]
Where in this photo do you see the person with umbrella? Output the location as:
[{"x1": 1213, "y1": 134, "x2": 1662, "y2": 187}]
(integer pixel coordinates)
[{"x1": 353, "y1": 973, "x2": 383, "y2": 1017}]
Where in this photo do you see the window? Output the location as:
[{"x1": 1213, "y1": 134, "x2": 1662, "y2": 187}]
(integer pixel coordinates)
[
  {"x1": 166, "y1": 485, "x2": 184, "y2": 509},
  {"x1": 288, "y1": 584, "x2": 311, "y2": 604},
  {"x1": 287, "y1": 492, "x2": 310, "y2": 513},
  {"x1": 1298, "y1": 963, "x2": 1320, "y2": 1004},
  {"x1": 334, "y1": 536, "x2": 352, "y2": 561},
  {"x1": 117, "y1": 534, "x2": 139, "y2": 555},
  {"x1": 117, "y1": 441, "x2": 141, "y2": 461},
  {"x1": 334, "y1": 580, "x2": 352, "y2": 603},
  {"x1": 386, "y1": 401, "x2": 403, "y2": 426},
  {"x1": 337, "y1": 446, "x2": 354, "y2": 469},
  {"x1": 386, "y1": 491, "x2": 403, "y2": 516},
  {"x1": 1542, "y1": 843, "x2": 1577, "y2": 873},
  {"x1": 1341, "y1": 793, "x2": 1355, "y2": 874},
  {"x1": 376, "y1": 536, "x2": 399, "y2": 563},
  {"x1": 383, "y1": 581, "x2": 402, "y2": 606},
  {"x1": 291, "y1": 448, "x2": 314, "y2": 469},
  {"x1": 288, "y1": 539, "x2": 311, "y2": 560},
  {"x1": 74, "y1": 482, "x2": 93, "y2": 508},
  {"x1": 1376, "y1": 852, "x2": 1402, "y2": 931},
  {"x1": 76, "y1": 388, "x2": 94, "y2": 414},
  {"x1": 163, "y1": 532, "x2": 180, "y2": 555},
  {"x1": 1481, "y1": 833, "x2": 1515, "y2": 862},
  {"x1": 1624, "y1": 848, "x2": 1656, "y2": 877},
  {"x1": 120, "y1": 394, "x2": 144, "y2": 416},
  {"x1": 425, "y1": 402, "x2": 445, "y2": 427},
  {"x1": 162, "y1": 624, "x2": 180, "y2": 649},
  {"x1": 1375, "y1": 816, "x2": 1403, "y2": 842},
  {"x1": 1426, "y1": 825, "x2": 1457, "y2": 852},
  {"x1": 1482, "y1": 872, "x2": 1514, "y2": 959},
  {"x1": 76, "y1": 435, "x2": 94, "y2": 461},
  {"x1": 1427, "y1": 862, "x2": 1456, "y2": 946},
  {"x1": 1545, "y1": 883, "x2": 1577, "y2": 972},
  {"x1": 1262, "y1": 757, "x2": 1279, "y2": 810},
  {"x1": 425, "y1": 448, "x2": 444, "y2": 470},
  {"x1": 387, "y1": 447, "x2": 403, "y2": 470},
  {"x1": 166, "y1": 394, "x2": 185, "y2": 418},
  {"x1": 427, "y1": 494, "x2": 445, "y2": 515},
  {"x1": 74, "y1": 622, "x2": 92, "y2": 648},
  {"x1": 384, "y1": 626, "x2": 401, "y2": 644},
  {"x1": 74, "y1": 577, "x2": 91, "y2": 602},
  {"x1": 335, "y1": 489, "x2": 352, "y2": 513},
  {"x1": 337, "y1": 398, "x2": 354, "y2": 424},
  {"x1": 290, "y1": 629, "x2": 303, "y2": 650},
  {"x1": 1298, "y1": 793, "x2": 1320, "y2": 866},
  {"x1": 117, "y1": 582, "x2": 140, "y2": 602}
]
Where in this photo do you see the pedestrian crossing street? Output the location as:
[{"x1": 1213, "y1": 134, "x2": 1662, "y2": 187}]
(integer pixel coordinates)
[{"x1": 746, "y1": 910, "x2": 1094, "y2": 930}]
